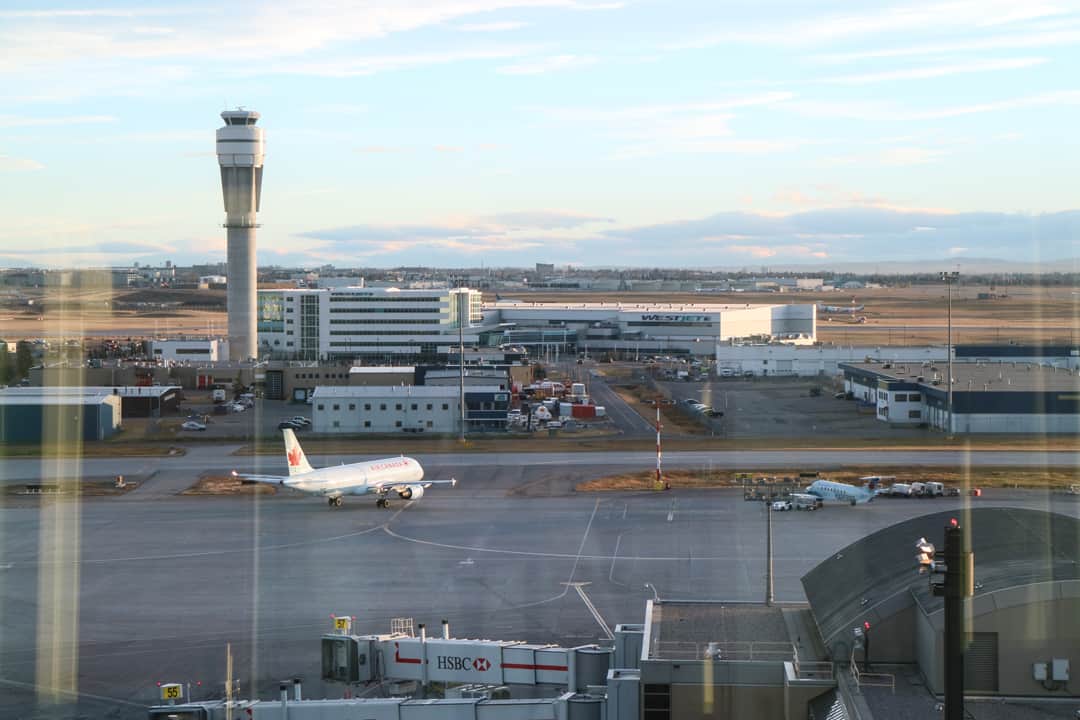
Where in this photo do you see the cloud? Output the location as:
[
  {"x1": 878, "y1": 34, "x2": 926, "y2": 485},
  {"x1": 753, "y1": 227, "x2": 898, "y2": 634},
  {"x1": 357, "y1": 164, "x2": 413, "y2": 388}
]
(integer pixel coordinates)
[
  {"x1": 1, "y1": 240, "x2": 173, "y2": 256},
  {"x1": 823, "y1": 146, "x2": 951, "y2": 167},
  {"x1": 272, "y1": 47, "x2": 536, "y2": 77},
  {"x1": 784, "y1": 90, "x2": 1080, "y2": 121},
  {"x1": 819, "y1": 57, "x2": 1048, "y2": 85},
  {"x1": 812, "y1": 25, "x2": 1080, "y2": 64},
  {"x1": 0, "y1": 9, "x2": 190, "y2": 19},
  {"x1": 355, "y1": 145, "x2": 406, "y2": 154},
  {"x1": 671, "y1": 0, "x2": 1071, "y2": 50},
  {"x1": 537, "y1": 91, "x2": 798, "y2": 157},
  {"x1": 0, "y1": 1, "x2": 620, "y2": 73},
  {"x1": 0, "y1": 114, "x2": 115, "y2": 128},
  {"x1": 600, "y1": 208, "x2": 1080, "y2": 263},
  {"x1": 481, "y1": 210, "x2": 614, "y2": 229},
  {"x1": 458, "y1": 21, "x2": 528, "y2": 32},
  {"x1": 497, "y1": 54, "x2": 596, "y2": 75},
  {"x1": 726, "y1": 244, "x2": 828, "y2": 259},
  {"x1": 295, "y1": 209, "x2": 612, "y2": 262},
  {"x1": 0, "y1": 154, "x2": 45, "y2": 171}
]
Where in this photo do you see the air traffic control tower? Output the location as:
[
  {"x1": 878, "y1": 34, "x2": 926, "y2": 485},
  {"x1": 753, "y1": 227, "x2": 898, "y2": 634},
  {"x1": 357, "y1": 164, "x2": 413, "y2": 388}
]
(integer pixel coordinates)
[{"x1": 216, "y1": 109, "x2": 265, "y2": 361}]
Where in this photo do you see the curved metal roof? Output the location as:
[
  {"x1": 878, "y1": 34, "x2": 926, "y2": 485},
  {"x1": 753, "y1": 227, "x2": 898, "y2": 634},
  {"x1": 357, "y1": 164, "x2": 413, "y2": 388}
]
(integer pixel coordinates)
[{"x1": 801, "y1": 508, "x2": 1080, "y2": 648}]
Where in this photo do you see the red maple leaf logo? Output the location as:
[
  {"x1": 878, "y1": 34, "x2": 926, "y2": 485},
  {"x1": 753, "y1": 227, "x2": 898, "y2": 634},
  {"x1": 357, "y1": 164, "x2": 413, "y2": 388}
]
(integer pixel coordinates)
[{"x1": 287, "y1": 447, "x2": 302, "y2": 467}]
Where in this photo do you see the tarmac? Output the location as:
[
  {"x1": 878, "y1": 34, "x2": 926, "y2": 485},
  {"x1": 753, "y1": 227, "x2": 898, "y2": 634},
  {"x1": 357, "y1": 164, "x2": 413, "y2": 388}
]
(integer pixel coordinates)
[{"x1": 0, "y1": 454, "x2": 1078, "y2": 719}]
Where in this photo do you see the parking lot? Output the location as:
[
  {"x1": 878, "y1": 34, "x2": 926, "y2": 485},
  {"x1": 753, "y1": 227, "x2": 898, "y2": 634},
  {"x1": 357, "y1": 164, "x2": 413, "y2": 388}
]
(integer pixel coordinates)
[
  {"x1": 175, "y1": 390, "x2": 313, "y2": 440},
  {"x1": 659, "y1": 376, "x2": 933, "y2": 440}
]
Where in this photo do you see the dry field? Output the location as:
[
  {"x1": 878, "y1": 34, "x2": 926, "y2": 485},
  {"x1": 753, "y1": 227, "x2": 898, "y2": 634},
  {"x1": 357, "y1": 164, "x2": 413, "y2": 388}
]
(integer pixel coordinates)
[
  {"x1": 3, "y1": 285, "x2": 1075, "y2": 345},
  {"x1": 1, "y1": 286, "x2": 226, "y2": 340},
  {"x1": 501, "y1": 285, "x2": 1080, "y2": 346}
]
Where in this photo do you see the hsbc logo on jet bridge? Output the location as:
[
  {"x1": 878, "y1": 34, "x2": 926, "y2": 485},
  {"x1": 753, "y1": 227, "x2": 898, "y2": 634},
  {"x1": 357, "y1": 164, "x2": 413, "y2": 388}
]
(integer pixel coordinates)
[
  {"x1": 437, "y1": 655, "x2": 492, "y2": 672},
  {"x1": 639, "y1": 314, "x2": 712, "y2": 323}
]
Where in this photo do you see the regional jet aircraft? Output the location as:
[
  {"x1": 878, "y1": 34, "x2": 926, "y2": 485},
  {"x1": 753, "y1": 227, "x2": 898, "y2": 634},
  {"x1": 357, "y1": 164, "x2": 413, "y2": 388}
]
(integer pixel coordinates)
[
  {"x1": 804, "y1": 479, "x2": 875, "y2": 506},
  {"x1": 233, "y1": 429, "x2": 456, "y2": 508},
  {"x1": 816, "y1": 302, "x2": 865, "y2": 314}
]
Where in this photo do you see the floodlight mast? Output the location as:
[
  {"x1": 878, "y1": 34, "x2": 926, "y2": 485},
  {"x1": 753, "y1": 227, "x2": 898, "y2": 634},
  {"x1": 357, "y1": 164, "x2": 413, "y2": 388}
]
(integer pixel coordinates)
[{"x1": 940, "y1": 271, "x2": 959, "y2": 437}]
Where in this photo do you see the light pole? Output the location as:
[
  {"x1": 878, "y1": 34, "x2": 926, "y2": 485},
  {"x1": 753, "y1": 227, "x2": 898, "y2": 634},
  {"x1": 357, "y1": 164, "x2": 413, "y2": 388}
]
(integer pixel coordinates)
[
  {"x1": 458, "y1": 293, "x2": 466, "y2": 443},
  {"x1": 940, "y1": 271, "x2": 959, "y2": 437}
]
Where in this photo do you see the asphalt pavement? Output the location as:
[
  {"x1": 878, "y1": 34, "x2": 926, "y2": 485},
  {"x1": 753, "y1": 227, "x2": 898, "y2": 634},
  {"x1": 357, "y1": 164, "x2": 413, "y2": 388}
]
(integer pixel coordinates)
[
  {"x1": 2, "y1": 448, "x2": 1078, "y2": 489},
  {"x1": 1, "y1": 447, "x2": 1079, "y2": 720}
]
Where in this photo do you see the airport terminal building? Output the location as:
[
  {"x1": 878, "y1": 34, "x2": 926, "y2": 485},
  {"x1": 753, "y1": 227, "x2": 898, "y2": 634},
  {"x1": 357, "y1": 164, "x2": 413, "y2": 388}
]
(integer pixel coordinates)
[
  {"x1": 491, "y1": 300, "x2": 816, "y2": 358},
  {"x1": 257, "y1": 288, "x2": 817, "y2": 362},
  {"x1": 258, "y1": 287, "x2": 484, "y2": 363},
  {"x1": 841, "y1": 360, "x2": 1080, "y2": 433}
]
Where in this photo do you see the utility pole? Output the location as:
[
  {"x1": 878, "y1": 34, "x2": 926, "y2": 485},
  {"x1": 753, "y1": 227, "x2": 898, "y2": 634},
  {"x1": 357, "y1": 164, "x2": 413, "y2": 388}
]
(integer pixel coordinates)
[
  {"x1": 765, "y1": 500, "x2": 774, "y2": 606},
  {"x1": 458, "y1": 295, "x2": 466, "y2": 443},
  {"x1": 940, "y1": 271, "x2": 959, "y2": 437},
  {"x1": 942, "y1": 520, "x2": 972, "y2": 720}
]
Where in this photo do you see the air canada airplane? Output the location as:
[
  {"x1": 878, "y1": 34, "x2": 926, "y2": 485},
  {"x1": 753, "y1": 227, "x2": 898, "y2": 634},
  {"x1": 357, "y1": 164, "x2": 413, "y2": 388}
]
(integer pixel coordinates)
[
  {"x1": 804, "y1": 479, "x2": 875, "y2": 506},
  {"x1": 233, "y1": 429, "x2": 456, "y2": 508}
]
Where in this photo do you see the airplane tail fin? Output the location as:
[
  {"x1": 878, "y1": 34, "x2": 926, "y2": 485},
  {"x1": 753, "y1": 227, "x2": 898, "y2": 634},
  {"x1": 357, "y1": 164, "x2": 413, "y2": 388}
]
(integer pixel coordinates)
[{"x1": 282, "y1": 428, "x2": 314, "y2": 476}]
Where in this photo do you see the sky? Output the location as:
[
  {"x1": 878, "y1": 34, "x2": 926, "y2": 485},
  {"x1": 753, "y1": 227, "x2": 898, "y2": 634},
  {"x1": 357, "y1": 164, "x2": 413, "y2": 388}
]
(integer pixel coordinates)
[{"x1": 1, "y1": 0, "x2": 1079, "y2": 269}]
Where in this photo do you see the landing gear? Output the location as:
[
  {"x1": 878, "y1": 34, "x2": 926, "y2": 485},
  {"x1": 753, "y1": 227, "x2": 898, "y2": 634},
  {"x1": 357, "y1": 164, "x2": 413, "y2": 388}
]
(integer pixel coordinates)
[
  {"x1": 328, "y1": 496, "x2": 343, "y2": 507},
  {"x1": 376, "y1": 497, "x2": 391, "y2": 509}
]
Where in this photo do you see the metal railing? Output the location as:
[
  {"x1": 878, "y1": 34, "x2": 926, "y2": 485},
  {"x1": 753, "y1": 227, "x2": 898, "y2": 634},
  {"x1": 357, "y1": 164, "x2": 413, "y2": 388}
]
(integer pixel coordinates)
[
  {"x1": 849, "y1": 648, "x2": 895, "y2": 694},
  {"x1": 791, "y1": 647, "x2": 835, "y2": 680},
  {"x1": 652, "y1": 640, "x2": 795, "y2": 661}
]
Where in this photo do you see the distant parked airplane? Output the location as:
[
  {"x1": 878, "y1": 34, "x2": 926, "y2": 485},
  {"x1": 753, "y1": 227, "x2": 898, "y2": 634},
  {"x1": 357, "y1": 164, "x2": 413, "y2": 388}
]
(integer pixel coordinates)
[
  {"x1": 804, "y1": 479, "x2": 875, "y2": 506},
  {"x1": 817, "y1": 303, "x2": 865, "y2": 314},
  {"x1": 232, "y1": 429, "x2": 456, "y2": 508}
]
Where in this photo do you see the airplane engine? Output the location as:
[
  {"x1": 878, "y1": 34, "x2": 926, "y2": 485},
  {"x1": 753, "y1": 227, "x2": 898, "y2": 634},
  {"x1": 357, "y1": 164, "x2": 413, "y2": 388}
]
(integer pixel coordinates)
[{"x1": 398, "y1": 484, "x2": 425, "y2": 500}]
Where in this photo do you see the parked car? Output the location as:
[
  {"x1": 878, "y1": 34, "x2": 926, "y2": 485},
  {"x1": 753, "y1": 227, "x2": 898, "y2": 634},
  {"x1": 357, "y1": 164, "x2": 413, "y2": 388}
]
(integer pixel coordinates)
[
  {"x1": 290, "y1": 416, "x2": 312, "y2": 426},
  {"x1": 181, "y1": 421, "x2": 207, "y2": 431},
  {"x1": 278, "y1": 420, "x2": 302, "y2": 430},
  {"x1": 546, "y1": 421, "x2": 563, "y2": 429},
  {"x1": 944, "y1": 487, "x2": 961, "y2": 497},
  {"x1": 771, "y1": 500, "x2": 793, "y2": 511},
  {"x1": 719, "y1": 368, "x2": 735, "y2": 378}
]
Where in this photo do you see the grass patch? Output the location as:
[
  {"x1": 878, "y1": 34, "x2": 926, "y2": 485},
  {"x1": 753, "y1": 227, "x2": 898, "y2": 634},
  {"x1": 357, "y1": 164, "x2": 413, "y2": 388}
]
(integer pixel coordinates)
[
  {"x1": 181, "y1": 472, "x2": 277, "y2": 496},
  {"x1": 577, "y1": 465, "x2": 1080, "y2": 492},
  {"x1": 0, "y1": 444, "x2": 185, "y2": 458},
  {"x1": 612, "y1": 384, "x2": 705, "y2": 434}
]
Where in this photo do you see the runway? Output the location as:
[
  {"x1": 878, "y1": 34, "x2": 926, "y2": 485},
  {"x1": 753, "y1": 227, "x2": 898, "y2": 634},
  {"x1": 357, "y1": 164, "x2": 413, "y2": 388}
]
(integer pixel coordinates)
[{"x1": 1, "y1": 454, "x2": 1078, "y2": 719}]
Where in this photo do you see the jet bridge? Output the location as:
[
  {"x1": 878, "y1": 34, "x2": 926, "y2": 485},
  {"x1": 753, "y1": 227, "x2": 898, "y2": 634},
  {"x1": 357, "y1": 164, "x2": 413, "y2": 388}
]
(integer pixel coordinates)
[{"x1": 322, "y1": 619, "x2": 610, "y2": 690}]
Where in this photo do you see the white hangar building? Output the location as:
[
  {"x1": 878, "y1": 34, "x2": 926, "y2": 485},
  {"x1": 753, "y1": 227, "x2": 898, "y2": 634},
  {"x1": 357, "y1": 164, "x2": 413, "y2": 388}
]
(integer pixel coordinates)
[{"x1": 490, "y1": 300, "x2": 816, "y2": 357}]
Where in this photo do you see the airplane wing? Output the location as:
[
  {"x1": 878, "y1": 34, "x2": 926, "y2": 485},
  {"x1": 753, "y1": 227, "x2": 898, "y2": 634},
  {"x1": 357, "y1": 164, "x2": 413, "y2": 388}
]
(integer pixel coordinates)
[
  {"x1": 421, "y1": 478, "x2": 458, "y2": 488},
  {"x1": 370, "y1": 478, "x2": 458, "y2": 493},
  {"x1": 231, "y1": 470, "x2": 288, "y2": 485}
]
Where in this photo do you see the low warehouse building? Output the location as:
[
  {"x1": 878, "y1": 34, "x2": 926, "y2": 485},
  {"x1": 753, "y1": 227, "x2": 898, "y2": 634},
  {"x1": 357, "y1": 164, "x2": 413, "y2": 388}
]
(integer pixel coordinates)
[
  {"x1": 0, "y1": 385, "x2": 181, "y2": 419},
  {"x1": 716, "y1": 343, "x2": 946, "y2": 377},
  {"x1": 0, "y1": 389, "x2": 121, "y2": 443},
  {"x1": 310, "y1": 385, "x2": 509, "y2": 434},
  {"x1": 841, "y1": 361, "x2": 1080, "y2": 433}
]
